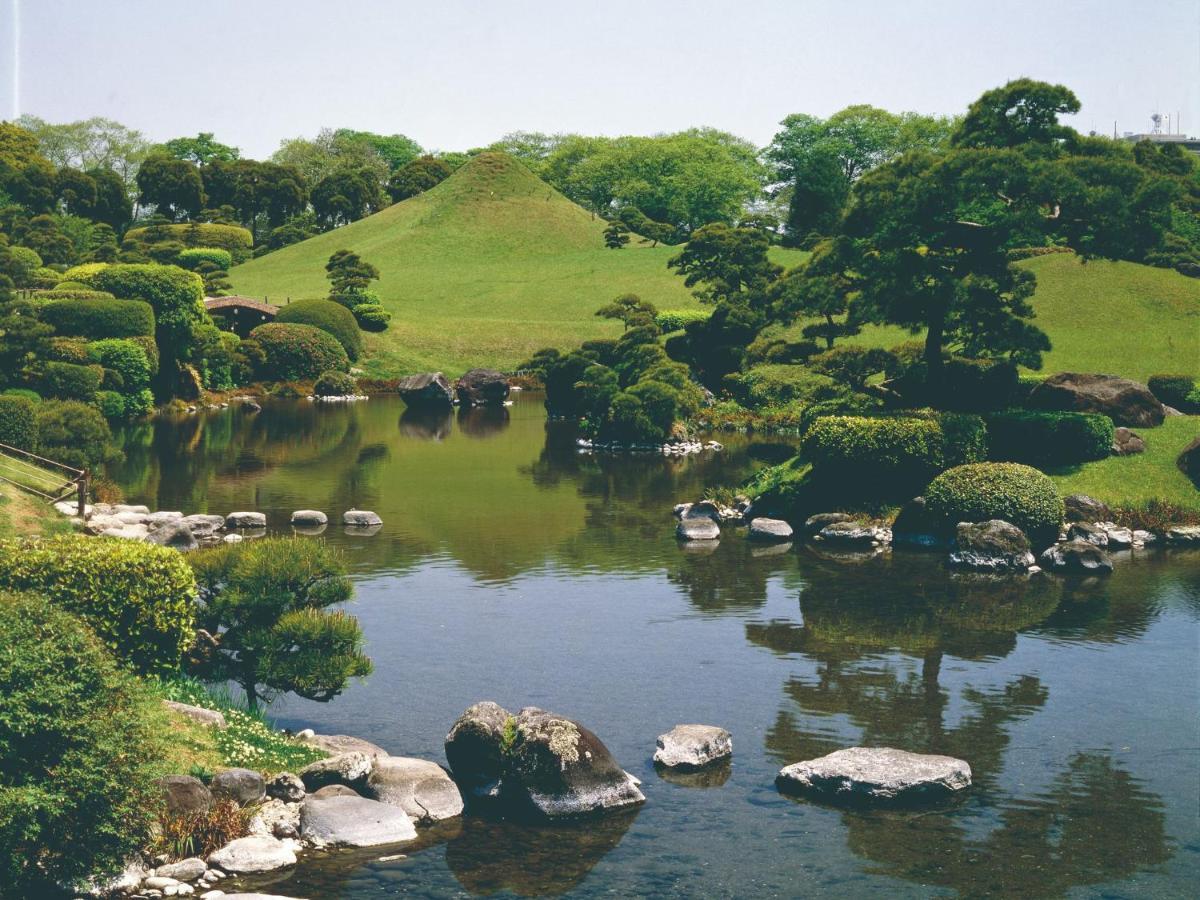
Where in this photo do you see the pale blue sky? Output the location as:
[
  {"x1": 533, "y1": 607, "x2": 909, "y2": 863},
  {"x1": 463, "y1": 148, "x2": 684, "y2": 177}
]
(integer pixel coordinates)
[{"x1": 3, "y1": 0, "x2": 1198, "y2": 157}]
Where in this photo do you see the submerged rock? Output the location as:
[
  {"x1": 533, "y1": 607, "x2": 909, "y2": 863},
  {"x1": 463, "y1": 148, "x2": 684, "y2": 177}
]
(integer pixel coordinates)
[
  {"x1": 653, "y1": 724, "x2": 732, "y2": 770},
  {"x1": 776, "y1": 747, "x2": 971, "y2": 805},
  {"x1": 802, "y1": 512, "x2": 851, "y2": 537},
  {"x1": 817, "y1": 521, "x2": 888, "y2": 547},
  {"x1": 1039, "y1": 539, "x2": 1114, "y2": 574},
  {"x1": 947, "y1": 520, "x2": 1034, "y2": 572},
  {"x1": 299, "y1": 794, "x2": 417, "y2": 847},
  {"x1": 366, "y1": 756, "x2": 465, "y2": 824}
]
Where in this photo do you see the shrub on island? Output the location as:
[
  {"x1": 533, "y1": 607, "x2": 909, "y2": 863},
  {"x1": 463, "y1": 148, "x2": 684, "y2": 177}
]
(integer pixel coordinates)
[
  {"x1": 314, "y1": 369, "x2": 357, "y2": 397},
  {"x1": 249, "y1": 322, "x2": 350, "y2": 381},
  {"x1": 0, "y1": 535, "x2": 196, "y2": 673},
  {"x1": 925, "y1": 462, "x2": 1064, "y2": 545},
  {"x1": 0, "y1": 592, "x2": 166, "y2": 895},
  {"x1": 276, "y1": 299, "x2": 364, "y2": 361},
  {"x1": 986, "y1": 410, "x2": 1114, "y2": 467}
]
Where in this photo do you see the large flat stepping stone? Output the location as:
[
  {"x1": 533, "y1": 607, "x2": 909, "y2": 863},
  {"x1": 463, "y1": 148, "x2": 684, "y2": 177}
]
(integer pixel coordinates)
[
  {"x1": 677, "y1": 518, "x2": 720, "y2": 541},
  {"x1": 225, "y1": 511, "x2": 266, "y2": 529},
  {"x1": 747, "y1": 518, "x2": 793, "y2": 542},
  {"x1": 297, "y1": 731, "x2": 388, "y2": 758},
  {"x1": 290, "y1": 509, "x2": 328, "y2": 526},
  {"x1": 776, "y1": 747, "x2": 971, "y2": 805},
  {"x1": 365, "y1": 755, "x2": 464, "y2": 823},
  {"x1": 207, "y1": 834, "x2": 296, "y2": 873},
  {"x1": 343, "y1": 509, "x2": 382, "y2": 527},
  {"x1": 298, "y1": 751, "x2": 373, "y2": 790},
  {"x1": 299, "y1": 794, "x2": 417, "y2": 847},
  {"x1": 653, "y1": 724, "x2": 732, "y2": 770}
]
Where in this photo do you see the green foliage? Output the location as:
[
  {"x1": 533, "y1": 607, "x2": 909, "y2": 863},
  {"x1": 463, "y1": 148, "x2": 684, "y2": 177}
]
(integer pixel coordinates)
[
  {"x1": 655, "y1": 308, "x2": 710, "y2": 333},
  {"x1": 603, "y1": 220, "x2": 630, "y2": 249},
  {"x1": 87, "y1": 337, "x2": 152, "y2": 392},
  {"x1": 95, "y1": 389, "x2": 125, "y2": 419},
  {"x1": 724, "y1": 364, "x2": 845, "y2": 408},
  {"x1": 987, "y1": 410, "x2": 1115, "y2": 467},
  {"x1": 938, "y1": 412, "x2": 991, "y2": 468},
  {"x1": 32, "y1": 287, "x2": 115, "y2": 303},
  {"x1": 5, "y1": 245, "x2": 42, "y2": 285},
  {"x1": 952, "y1": 78, "x2": 1081, "y2": 149},
  {"x1": 387, "y1": 154, "x2": 452, "y2": 201},
  {"x1": 595, "y1": 294, "x2": 657, "y2": 330},
  {"x1": 38, "y1": 360, "x2": 102, "y2": 402},
  {"x1": 809, "y1": 346, "x2": 895, "y2": 390},
  {"x1": 804, "y1": 415, "x2": 945, "y2": 480},
  {"x1": 124, "y1": 223, "x2": 253, "y2": 261},
  {"x1": 44, "y1": 336, "x2": 90, "y2": 364},
  {"x1": 326, "y1": 249, "x2": 379, "y2": 294},
  {"x1": 1147, "y1": 374, "x2": 1198, "y2": 412},
  {"x1": 276, "y1": 299, "x2": 364, "y2": 362},
  {"x1": 160, "y1": 132, "x2": 240, "y2": 165},
  {"x1": 249, "y1": 322, "x2": 350, "y2": 381},
  {"x1": 188, "y1": 538, "x2": 371, "y2": 709},
  {"x1": 0, "y1": 535, "x2": 196, "y2": 672},
  {"x1": 0, "y1": 395, "x2": 37, "y2": 450},
  {"x1": 178, "y1": 247, "x2": 233, "y2": 271},
  {"x1": 137, "y1": 154, "x2": 206, "y2": 221},
  {"x1": 0, "y1": 592, "x2": 166, "y2": 894},
  {"x1": 926, "y1": 462, "x2": 1064, "y2": 543},
  {"x1": 353, "y1": 304, "x2": 391, "y2": 332},
  {"x1": 34, "y1": 399, "x2": 119, "y2": 470},
  {"x1": 314, "y1": 369, "x2": 357, "y2": 397},
  {"x1": 312, "y1": 167, "x2": 385, "y2": 228}
]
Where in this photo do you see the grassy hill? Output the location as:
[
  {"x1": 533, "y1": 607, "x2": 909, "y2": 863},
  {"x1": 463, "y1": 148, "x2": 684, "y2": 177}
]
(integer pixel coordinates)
[
  {"x1": 232, "y1": 152, "x2": 1199, "y2": 381},
  {"x1": 229, "y1": 152, "x2": 797, "y2": 377}
]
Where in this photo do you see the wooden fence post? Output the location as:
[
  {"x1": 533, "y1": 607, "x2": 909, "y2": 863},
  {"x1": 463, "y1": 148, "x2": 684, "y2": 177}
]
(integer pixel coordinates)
[{"x1": 77, "y1": 470, "x2": 88, "y2": 518}]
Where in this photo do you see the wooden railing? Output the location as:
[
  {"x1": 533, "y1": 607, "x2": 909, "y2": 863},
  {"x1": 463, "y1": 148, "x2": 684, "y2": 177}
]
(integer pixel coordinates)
[{"x1": 0, "y1": 441, "x2": 88, "y2": 517}]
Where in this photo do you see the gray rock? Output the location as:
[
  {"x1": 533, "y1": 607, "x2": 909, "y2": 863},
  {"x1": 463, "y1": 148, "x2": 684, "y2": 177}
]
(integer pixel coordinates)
[
  {"x1": 1068, "y1": 522, "x2": 1109, "y2": 547},
  {"x1": 653, "y1": 725, "x2": 732, "y2": 770},
  {"x1": 747, "y1": 518, "x2": 793, "y2": 542},
  {"x1": 672, "y1": 502, "x2": 693, "y2": 519},
  {"x1": 299, "y1": 732, "x2": 388, "y2": 759},
  {"x1": 682, "y1": 500, "x2": 722, "y2": 523},
  {"x1": 1064, "y1": 494, "x2": 1109, "y2": 522},
  {"x1": 454, "y1": 368, "x2": 511, "y2": 406},
  {"x1": 1112, "y1": 427, "x2": 1146, "y2": 456},
  {"x1": 676, "y1": 518, "x2": 720, "y2": 541},
  {"x1": 1039, "y1": 539, "x2": 1114, "y2": 574},
  {"x1": 299, "y1": 794, "x2": 417, "y2": 847},
  {"x1": 365, "y1": 756, "x2": 464, "y2": 824},
  {"x1": 817, "y1": 521, "x2": 883, "y2": 546},
  {"x1": 776, "y1": 747, "x2": 971, "y2": 805},
  {"x1": 802, "y1": 512, "x2": 851, "y2": 536},
  {"x1": 155, "y1": 858, "x2": 207, "y2": 881},
  {"x1": 182, "y1": 514, "x2": 226, "y2": 536},
  {"x1": 397, "y1": 371, "x2": 455, "y2": 407},
  {"x1": 206, "y1": 835, "x2": 296, "y2": 874},
  {"x1": 159, "y1": 775, "x2": 212, "y2": 816},
  {"x1": 221, "y1": 895, "x2": 307, "y2": 900},
  {"x1": 225, "y1": 512, "x2": 266, "y2": 530},
  {"x1": 948, "y1": 520, "x2": 1034, "y2": 571},
  {"x1": 148, "y1": 521, "x2": 199, "y2": 551},
  {"x1": 145, "y1": 875, "x2": 182, "y2": 889},
  {"x1": 1028, "y1": 372, "x2": 1164, "y2": 427},
  {"x1": 445, "y1": 701, "x2": 511, "y2": 799},
  {"x1": 342, "y1": 509, "x2": 382, "y2": 527},
  {"x1": 247, "y1": 798, "x2": 300, "y2": 839},
  {"x1": 1166, "y1": 525, "x2": 1200, "y2": 545},
  {"x1": 101, "y1": 523, "x2": 150, "y2": 541},
  {"x1": 163, "y1": 700, "x2": 226, "y2": 729},
  {"x1": 115, "y1": 503, "x2": 151, "y2": 515},
  {"x1": 1178, "y1": 436, "x2": 1200, "y2": 486},
  {"x1": 266, "y1": 772, "x2": 305, "y2": 803},
  {"x1": 210, "y1": 769, "x2": 266, "y2": 807},
  {"x1": 146, "y1": 511, "x2": 185, "y2": 526},
  {"x1": 289, "y1": 510, "x2": 327, "y2": 526},
  {"x1": 311, "y1": 784, "x2": 361, "y2": 799},
  {"x1": 298, "y1": 751, "x2": 373, "y2": 791}
]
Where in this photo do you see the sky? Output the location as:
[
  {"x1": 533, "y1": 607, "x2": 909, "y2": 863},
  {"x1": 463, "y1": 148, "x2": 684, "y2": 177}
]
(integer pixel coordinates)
[{"x1": 3, "y1": 0, "x2": 1198, "y2": 159}]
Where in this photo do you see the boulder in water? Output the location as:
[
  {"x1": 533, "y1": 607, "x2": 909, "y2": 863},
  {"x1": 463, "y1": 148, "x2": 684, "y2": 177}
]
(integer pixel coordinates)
[
  {"x1": 365, "y1": 756, "x2": 464, "y2": 824},
  {"x1": 299, "y1": 794, "x2": 417, "y2": 847},
  {"x1": 455, "y1": 368, "x2": 511, "y2": 406},
  {"x1": 1039, "y1": 539, "x2": 1114, "y2": 574},
  {"x1": 397, "y1": 372, "x2": 454, "y2": 407},
  {"x1": 776, "y1": 747, "x2": 971, "y2": 805},
  {"x1": 653, "y1": 725, "x2": 732, "y2": 770},
  {"x1": 747, "y1": 518, "x2": 793, "y2": 542},
  {"x1": 947, "y1": 520, "x2": 1034, "y2": 571}
]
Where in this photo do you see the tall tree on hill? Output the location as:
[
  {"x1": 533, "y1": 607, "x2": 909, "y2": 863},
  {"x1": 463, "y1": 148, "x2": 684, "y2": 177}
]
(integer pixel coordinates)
[
  {"x1": 603, "y1": 220, "x2": 630, "y2": 249},
  {"x1": 951, "y1": 79, "x2": 1081, "y2": 149},
  {"x1": 159, "y1": 132, "x2": 241, "y2": 165},
  {"x1": 136, "y1": 155, "x2": 205, "y2": 221},
  {"x1": 334, "y1": 129, "x2": 423, "y2": 172},
  {"x1": 387, "y1": 155, "x2": 452, "y2": 201},
  {"x1": 202, "y1": 159, "x2": 308, "y2": 241},
  {"x1": 311, "y1": 167, "x2": 384, "y2": 228},
  {"x1": 16, "y1": 115, "x2": 150, "y2": 193},
  {"x1": 326, "y1": 249, "x2": 379, "y2": 294}
]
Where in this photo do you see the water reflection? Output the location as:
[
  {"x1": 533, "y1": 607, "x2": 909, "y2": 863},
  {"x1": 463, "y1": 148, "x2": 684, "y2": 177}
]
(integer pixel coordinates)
[
  {"x1": 400, "y1": 405, "x2": 453, "y2": 441},
  {"x1": 457, "y1": 404, "x2": 511, "y2": 439}
]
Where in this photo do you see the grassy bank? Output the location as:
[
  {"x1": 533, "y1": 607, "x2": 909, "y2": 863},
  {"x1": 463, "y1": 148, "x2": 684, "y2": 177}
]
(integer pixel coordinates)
[{"x1": 0, "y1": 482, "x2": 75, "y2": 539}]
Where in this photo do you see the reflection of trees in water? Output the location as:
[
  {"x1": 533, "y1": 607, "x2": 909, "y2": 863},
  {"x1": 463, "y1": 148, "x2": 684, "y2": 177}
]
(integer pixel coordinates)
[
  {"x1": 457, "y1": 405, "x2": 511, "y2": 439},
  {"x1": 667, "y1": 539, "x2": 795, "y2": 611},
  {"x1": 842, "y1": 752, "x2": 1169, "y2": 898},
  {"x1": 445, "y1": 810, "x2": 638, "y2": 896},
  {"x1": 749, "y1": 553, "x2": 1174, "y2": 896},
  {"x1": 399, "y1": 405, "x2": 453, "y2": 441}
]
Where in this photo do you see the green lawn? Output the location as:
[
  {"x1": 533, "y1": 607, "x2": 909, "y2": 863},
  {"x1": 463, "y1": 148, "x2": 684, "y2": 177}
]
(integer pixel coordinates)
[
  {"x1": 0, "y1": 482, "x2": 74, "y2": 539},
  {"x1": 230, "y1": 152, "x2": 804, "y2": 378},
  {"x1": 1049, "y1": 415, "x2": 1200, "y2": 512}
]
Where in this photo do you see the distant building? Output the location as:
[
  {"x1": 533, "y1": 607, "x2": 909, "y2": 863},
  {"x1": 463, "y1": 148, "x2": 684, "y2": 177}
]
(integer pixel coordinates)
[{"x1": 1119, "y1": 132, "x2": 1200, "y2": 155}]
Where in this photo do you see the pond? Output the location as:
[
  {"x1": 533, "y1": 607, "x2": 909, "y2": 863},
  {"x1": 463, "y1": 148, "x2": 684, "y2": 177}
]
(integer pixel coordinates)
[{"x1": 110, "y1": 392, "x2": 1200, "y2": 899}]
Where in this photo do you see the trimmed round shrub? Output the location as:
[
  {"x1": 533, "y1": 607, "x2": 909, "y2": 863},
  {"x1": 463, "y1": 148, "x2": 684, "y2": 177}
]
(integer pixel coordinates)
[
  {"x1": 0, "y1": 592, "x2": 167, "y2": 894},
  {"x1": 95, "y1": 390, "x2": 126, "y2": 419},
  {"x1": 314, "y1": 369, "x2": 357, "y2": 397},
  {"x1": 177, "y1": 247, "x2": 232, "y2": 271},
  {"x1": 29, "y1": 266, "x2": 60, "y2": 289},
  {"x1": 925, "y1": 462, "x2": 1064, "y2": 544},
  {"x1": 124, "y1": 223, "x2": 252, "y2": 261},
  {"x1": 45, "y1": 336, "x2": 91, "y2": 364},
  {"x1": 32, "y1": 288, "x2": 117, "y2": 303},
  {"x1": 0, "y1": 535, "x2": 196, "y2": 673},
  {"x1": 353, "y1": 304, "x2": 391, "y2": 332},
  {"x1": 0, "y1": 395, "x2": 37, "y2": 450},
  {"x1": 276, "y1": 299, "x2": 364, "y2": 362},
  {"x1": 1147, "y1": 374, "x2": 1198, "y2": 413},
  {"x1": 38, "y1": 361, "x2": 102, "y2": 402},
  {"x1": 48, "y1": 280, "x2": 92, "y2": 291},
  {"x1": 40, "y1": 296, "x2": 155, "y2": 339},
  {"x1": 655, "y1": 308, "x2": 711, "y2": 333},
  {"x1": 0, "y1": 388, "x2": 41, "y2": 404},
  {"x1": 87, "y1": 338, "x2": 152, "y2": 393},
  {"x1": 330, "y1": 288, "x2": 380, "y2": 310},
  {"x1": 803, "y1": 415, "x2": 945, "y2": 476},
  {"x1": 249, "y1": 322, "x2": 350, "y2": 381},
  {"x1": 35, "y1": 399, "x2": 119, "y2": 471},
  {"x1": 6, "y1": 246, "x2": 42, "y2": 284},
  {"x1": 986, "y1": 411, "x2": 1114, "y2": 467}
]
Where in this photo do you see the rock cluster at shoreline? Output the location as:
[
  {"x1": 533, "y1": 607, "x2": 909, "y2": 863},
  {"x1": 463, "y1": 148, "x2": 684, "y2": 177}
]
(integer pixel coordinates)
[{"x1": 578, "y1": 438, "x2": 724, "y2": 457}]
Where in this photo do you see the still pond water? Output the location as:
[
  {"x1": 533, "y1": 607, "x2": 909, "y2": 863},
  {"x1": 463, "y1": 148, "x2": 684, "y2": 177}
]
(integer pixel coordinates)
[{"x1": 111, "y1": 392, "x2": 1200, "y2": 899}]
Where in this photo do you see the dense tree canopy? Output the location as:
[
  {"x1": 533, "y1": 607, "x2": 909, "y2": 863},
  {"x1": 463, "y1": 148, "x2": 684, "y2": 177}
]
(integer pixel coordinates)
[
  {"x1": 15, "y1": 115, "x2": 150, "y2": 192},
  {"x1": 951, "y1": 78, "x2": 1081, "y2": 150},
  {"x1": 159, "y1": 132, "x2": 241, "y2": 165},
  {"x1": 387, "y1": 154, "x2": 452, "y2": 201},
  {"x1": 136, "y1": 155, "x2": 205, "y2": 221}
]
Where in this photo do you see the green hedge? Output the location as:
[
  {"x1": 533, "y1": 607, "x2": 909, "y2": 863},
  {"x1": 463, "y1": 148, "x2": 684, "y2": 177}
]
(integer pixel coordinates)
[
  {"x1": 724, "y1": 365, "x2": 845, "y2": 408},
  {"x1": 353, "y1": 304, "x2": 390, "y2": 332},
  {"x1": 40, "y1": 295, "x2": 155, "y2": 340},
  {"x1": 655, "y1": 308, "x2": 711, "y2": 333},
  {"x1": 86, "y1": 338, "x2": 152, "y2": 393},
  {"x1": 35, "y1": 400, "x2": 118, "y2": 471},
  {"x1": 276, "y1": 299, "x2": 364, "y2": 362},
  {"x1": 0, "y1": 592, "x2": 165, "y2": 893},
  {"x1": 38, "y1": 361, "x2": 102, "y2": 402},
  {"x1": 124, "y1": 223, "x2": 252, "y2": 261},
  {"x1": 32, "y1": 288, "x2": 116, "y2": 303},
  {"x1": 1148, "y1": 374, "x2": 1198, "y2": 412},
  {"x1": 45, "y1": 336, "x2": 91, "y2": 364},
  {"x1": 0, "y1": 535, "x2": 196, "y2": 673},
  {"x1": 177, "y1": 247, "x2": 232, "y2": 271},
  {"x1": 803, "y1": 415, "x2": 945, "y2": 477},
  {"x1": 0, "y1": 396, "x2": 37, "y2": 451},
  {"x1": 925, "y1": 462, "x2": 1064, "y2": 544},
  {"x1": 314, "y1": 370, "x2": 357, "y2": 397},
  {"x1": 249, "y1": 322, "x2": 349, "y2": 381},
  {"x1": 986, "y1": 410, "x2": 1114, "y2": 467}
]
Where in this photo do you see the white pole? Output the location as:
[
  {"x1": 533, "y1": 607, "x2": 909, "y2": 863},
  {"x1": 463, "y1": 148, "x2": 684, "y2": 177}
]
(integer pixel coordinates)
[{"x1": 11, "y1": 0, "x2": 19, "y2": 119}]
